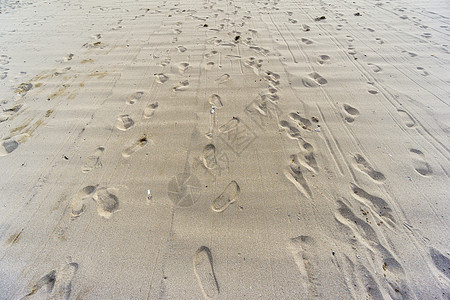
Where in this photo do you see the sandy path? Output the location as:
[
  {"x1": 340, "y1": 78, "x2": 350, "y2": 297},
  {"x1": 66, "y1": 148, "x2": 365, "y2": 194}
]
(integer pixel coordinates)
[{"x1": 0, "y1": 0, "x2": 449, "y2": 299}]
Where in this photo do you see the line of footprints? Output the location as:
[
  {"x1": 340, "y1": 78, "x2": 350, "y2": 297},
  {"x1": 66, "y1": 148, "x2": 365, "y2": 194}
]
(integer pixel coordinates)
[{"x1": 71, "y1": 89, "x2": 158, "y2": 220}]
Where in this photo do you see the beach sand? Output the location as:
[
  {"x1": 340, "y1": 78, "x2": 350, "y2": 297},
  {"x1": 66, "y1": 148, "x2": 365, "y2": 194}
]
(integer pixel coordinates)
[{"x1": 0, "y1": 0, "x2": 449, "y2": 298}]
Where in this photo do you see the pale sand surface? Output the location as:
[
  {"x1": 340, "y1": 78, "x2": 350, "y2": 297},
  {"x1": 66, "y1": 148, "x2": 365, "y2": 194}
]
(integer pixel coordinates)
[{"x1": 0, "y1": 0, "x2": 449, "y2": 298}]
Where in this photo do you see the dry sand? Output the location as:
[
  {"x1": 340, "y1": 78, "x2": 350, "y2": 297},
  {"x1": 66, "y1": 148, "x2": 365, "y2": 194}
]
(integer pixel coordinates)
[{"x1": 0, "y1": 0, "x2": 449, "y2": 298}]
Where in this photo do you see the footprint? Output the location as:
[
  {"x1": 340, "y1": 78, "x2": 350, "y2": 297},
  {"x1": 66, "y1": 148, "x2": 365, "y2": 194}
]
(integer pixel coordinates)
[
  {"x1": 0, "y1": 54, "x2": 10, "y2": 65},
  {"x1": 416, "y1": 66, "x2": 429, "y2": 76},
  {"x1": 264, "y1": 71, "x2": 280, "y2": 86},
  {"x1": 93, "y1": 188, "x2": 119, "y2": 218},
  {"x1": 317, "y1": 55, "x2": 330, "y2": 65},
  {"x1": 429, "y1": 248, "x2": 450, "y2": 279},
  {"x1": 173, "y1": 80, "x2": 189, "y2": 91},
  {"x1": 289, "y1": 112, "x2": 312, "y2": 130},
  {"x1": 249, "y1": 46, "x2": 270, "y2": 56},
  {"x1": 409, "y1": 149, "x2": 432, "y2": 176},
  {"x1": 159, "y1": 58, "x2": 171, "y2": 67},
  {"x1": 287, "y1": 236, "x2": 321, "y2": 297},
  {"x1": 368, "y1": 90, "x2": 378, "y2": 94},
  {"x1": 201, "y1": 144, "x2": 217, "y2": 169},
  {"x1": 178, "y1": 62, "x2": 189, "y2": 74},
  {"x1": 244, "y1": 57, "x2": 263, "y2": 74},
  {"x1": 348, "y1": 48, "x2": 357, "y2": 56},
  {"x1": 115, "y1": 115, "x2": 135, "y2": 131},
  {"x1": 122, "y1": 135, "x2": 148, "y2": 158},
  {"x1": 0, "y1": 139, "x2": 19, "y2": 156},
  {"x1": 208, "y1": 94, "x2": 223, "y2": 107},
  {"x1": 351, "y1": 184, "x2": 395, "y2": 225},
  {"x1": 211, "y1": 181, "x2": 240, "y2": 212},
  {"x1": 301, "y1": 38, "x2": 313, "y2": 45},
  {"x1": 302, "y1": 72, "x2": 327, "y2": 88},
  {"x1": 343, "y1": 104, "x2": 360, "y2": 123},
  {"x1": 193, "y1": 246, "x2": 219, "y2": 299},
  {"x1": 63, "y1": 53, "x2": 74, "y2": 61},
  {"x1": 265, "y1": 92, "x2": 279, "y2": 103},
  {"x1": 397, "y1": 109, "x2": 415, "y2": 128},
  {"x1": 82, "y1": 147, "x2": 105, "y2": 173},
  {"x1": 284, "y1": 154, "x2": 312, "y2": 198},
  {"x1": 126, "y1": 91, "x2": 144, "y2": 105},
  {"x1": 177, "y1": 45, "x2": 187, "y2": 52},
  {"x1": 218, "y1": 117, "x2": 239, "y2": 134},
  {"x1": 279, "y1": 120, "x2": 301, "y2": 139},
  {"x1": 204, "y1": 50, "x2": 218, "y2": 59},
  {"x1": 15, "y1": 83, "x2": 33, "y2": 95},
  {"x1": 358, "y1": 264, "x2": 384, "y2": 298},
  {"x1": 214, "y1": 74, "x2": 230, "y2": 84},
  {"x1": 144, "y1": 102, "x2": 159, "y2": 118},
  {"x1": 301, "y1": 24, "x2": 310, "y2": 31},
  {"x1": 335, "y1": 199, "x2": 409, "y2": 297},
  {"x1": 335, "y1": 199, "x2": 379, "y2": 245},
  {"x1": 24, "y1": 258, "x2": 78, "y2": 299},
  {"x1": 403, "y1": 51, "x2": 417, "y2": 57},
  {"x1": 353, "y1": 154, "x2": 385, "y2": 182},
  {"x1": 155, "y1": 73, "x2": 169, "y2": 84},
  {"x1": 300, "y1": 142, "x2": 318, "y2": 173},
  {"x1": 314, "y1": 15, "x2": 327, "y2": 21},
  {"x1": 51, "y1": 259, "x2": 78, "y2": 299},
  {"x1": 245, "y1": 95, "x2": 274, "y2": 122},
  {"x1": 0, "y1": 104, "x2": 22, "y2": 123},
  {"x1": 368, "y1": 63, "x2": 382, "y2": 73},
  {"x1": 375, "y1": 37, "x2": 384, "y2": 44},
  {"x1": 71, "y1": 185, "x2": 97, "y2": 218},
  {"x1": 24, "y1": 270, "x2": 57, "y2": 298},
  {"x1": 205, "y1": 62, "x2": 215, "y2": 70}
]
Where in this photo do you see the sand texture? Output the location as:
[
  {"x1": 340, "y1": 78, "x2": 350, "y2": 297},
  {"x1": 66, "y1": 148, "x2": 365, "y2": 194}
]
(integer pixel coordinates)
[{"x1": 0, "y1": 0, "x2": 449, "y2": 298}]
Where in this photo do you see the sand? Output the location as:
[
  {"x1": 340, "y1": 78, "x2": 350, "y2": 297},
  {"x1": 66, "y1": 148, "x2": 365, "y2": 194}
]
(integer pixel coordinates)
[{"x1": 0, "y1": 0, "x2": 449, "y2": 298}]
